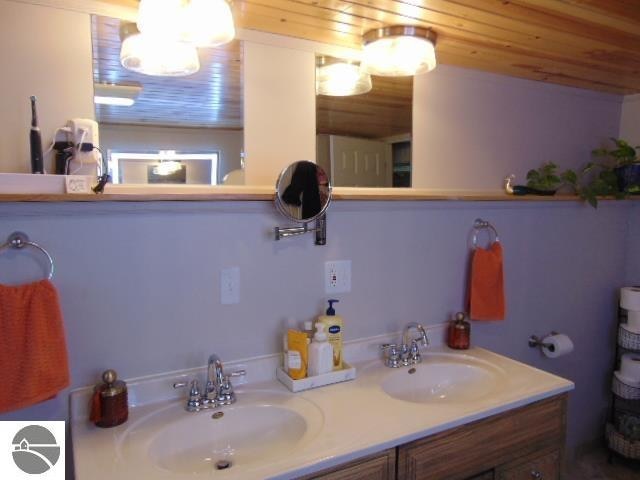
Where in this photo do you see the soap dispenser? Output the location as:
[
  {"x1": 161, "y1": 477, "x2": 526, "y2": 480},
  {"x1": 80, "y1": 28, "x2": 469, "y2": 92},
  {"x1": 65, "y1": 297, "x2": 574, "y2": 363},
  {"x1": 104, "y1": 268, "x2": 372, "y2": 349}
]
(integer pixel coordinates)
[
  {"x1": 317, "y1": 299, "x2": 343, "y2": 370},
  {"x1": 308, "y1": 323, "x2": 333, "y2": 376},
  {"x1": 89, "y1": 369, "x2": 128, "y2": 428},
  {"x1": 448, "y1": 312, "x2": 471, "y2": 350}
]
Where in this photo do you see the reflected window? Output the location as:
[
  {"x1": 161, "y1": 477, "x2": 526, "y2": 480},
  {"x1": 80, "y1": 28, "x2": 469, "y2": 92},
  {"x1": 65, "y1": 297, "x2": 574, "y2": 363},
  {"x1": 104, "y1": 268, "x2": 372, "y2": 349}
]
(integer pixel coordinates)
[{"x1": 108, "y1": 150, "x2": 219, "y2": 185}]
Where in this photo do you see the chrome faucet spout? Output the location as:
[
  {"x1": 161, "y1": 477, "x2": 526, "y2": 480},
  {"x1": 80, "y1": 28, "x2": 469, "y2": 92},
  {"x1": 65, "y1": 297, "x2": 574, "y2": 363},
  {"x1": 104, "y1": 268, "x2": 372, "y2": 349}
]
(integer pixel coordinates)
[
  {"x1": 208, "y1": 354, "x2": 224, "y2": 386},
  {"x1": 403, "y1": 322, "x2": 429, "y2": 347}
]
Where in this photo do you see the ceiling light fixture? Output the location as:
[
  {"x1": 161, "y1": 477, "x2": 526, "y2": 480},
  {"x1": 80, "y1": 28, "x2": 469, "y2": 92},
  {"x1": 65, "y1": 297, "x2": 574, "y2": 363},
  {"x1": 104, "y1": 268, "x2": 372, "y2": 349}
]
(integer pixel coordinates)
[
  {"x1": 94, "y1": 83, "x2": 142, "y2": 106},
  {"x1": 316, "y1": 57, "x2": 372, "y2": 96},
  {"x1": 119, "y1": 22, "x2": 200, "y2": 77},
  {"x1": 181, "y1": 0, "x2": 235, "y2": 47},
  {"x1": 361, "y1": 26, "x2": 437, "y2": 77},
  {"x1": 137, "y1": 0, "x2": 235, "y2": 48}
]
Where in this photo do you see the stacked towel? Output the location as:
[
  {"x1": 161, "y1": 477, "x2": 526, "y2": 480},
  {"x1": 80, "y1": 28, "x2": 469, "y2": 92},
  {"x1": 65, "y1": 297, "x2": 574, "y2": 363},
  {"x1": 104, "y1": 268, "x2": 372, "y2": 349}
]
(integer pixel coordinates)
[
  {"x1": 0, "y1": 279, "x2": 70, "y2": 413},
  {"x1": 469, "y1": 242, "x2": 506, "y2": 321}
]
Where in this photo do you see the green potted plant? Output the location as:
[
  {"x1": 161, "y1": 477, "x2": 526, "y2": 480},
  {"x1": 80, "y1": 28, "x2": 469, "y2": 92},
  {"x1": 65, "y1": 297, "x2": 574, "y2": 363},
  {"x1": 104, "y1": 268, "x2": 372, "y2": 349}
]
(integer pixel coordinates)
[
  {"x1": 579, "y1": 138, "x2": 640, "y2": 207},
  {"x1": 525, "y1": 162, "x2": 577, "y2": 194}
]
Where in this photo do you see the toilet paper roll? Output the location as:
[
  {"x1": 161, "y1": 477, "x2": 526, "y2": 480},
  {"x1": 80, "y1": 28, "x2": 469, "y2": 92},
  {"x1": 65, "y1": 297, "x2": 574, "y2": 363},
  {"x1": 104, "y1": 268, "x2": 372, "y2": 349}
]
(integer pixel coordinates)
[
  {"x1": 620, "y1": 287, "x2": 640, "y2": 311},
  {"x1": 541, "y1": 333, "x2": 574, "y2": 358},
  {"x1": 620, "y1": 353, "x2": 640, "y2": 383},
  {"x1": 628, "y1": 311, "x2": 640, "y2": 332}
]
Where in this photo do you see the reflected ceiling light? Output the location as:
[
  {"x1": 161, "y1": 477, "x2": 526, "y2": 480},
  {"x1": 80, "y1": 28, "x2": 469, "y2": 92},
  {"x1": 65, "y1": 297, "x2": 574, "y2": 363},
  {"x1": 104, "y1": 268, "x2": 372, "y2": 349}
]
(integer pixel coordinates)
[
  {"x1": 94, "y1": 83, "x2": 142, "y2": 106},
  {"x1": 153, "y1": 160, "x2": 183, "y2": 176},
  {"x1": 361, "y1": 26, "x2": 437, "y2": 76},
  {"x1": 316, "y1": 58, "x2": 372, "y2": 96},
  {"x1": 120, "y1": 22, "x2": 200, "y2": 77},
  {"x1": 137, "y1": 0, "x2": 235, "y2": 47}
]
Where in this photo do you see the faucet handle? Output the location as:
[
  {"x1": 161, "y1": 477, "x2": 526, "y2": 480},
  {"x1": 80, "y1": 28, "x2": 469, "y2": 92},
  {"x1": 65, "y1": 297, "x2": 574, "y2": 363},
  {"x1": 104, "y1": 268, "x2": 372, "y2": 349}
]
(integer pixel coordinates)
[
  {"x1": 227, "y1": 369, "x2": 246, "y2": 378},
  {"x1": 380, "y1": 344, "x2": 401, "y2": 368}
]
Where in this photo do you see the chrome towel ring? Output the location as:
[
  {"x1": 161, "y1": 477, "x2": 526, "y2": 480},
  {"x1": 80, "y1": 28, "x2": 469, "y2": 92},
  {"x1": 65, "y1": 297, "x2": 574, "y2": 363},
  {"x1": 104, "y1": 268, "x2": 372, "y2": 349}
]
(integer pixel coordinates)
[
  {"x1": 0, "y1": 232, "x2": 54, "y2": 280},
  {"x1": 472, "y1": 218, "x2": 500, "y2": 249}
]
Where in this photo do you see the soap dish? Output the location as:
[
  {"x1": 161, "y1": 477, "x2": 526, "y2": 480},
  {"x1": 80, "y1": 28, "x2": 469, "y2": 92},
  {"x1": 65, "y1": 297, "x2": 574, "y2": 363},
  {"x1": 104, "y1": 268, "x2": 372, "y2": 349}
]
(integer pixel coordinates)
[{"x1": 276, "y1": 363, "x2": 356, "y2": 393}]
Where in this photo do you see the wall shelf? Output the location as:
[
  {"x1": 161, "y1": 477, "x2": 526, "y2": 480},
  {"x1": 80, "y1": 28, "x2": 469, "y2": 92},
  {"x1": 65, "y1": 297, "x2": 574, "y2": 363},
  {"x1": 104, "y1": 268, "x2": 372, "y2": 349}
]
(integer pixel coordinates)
[{"x1": 0, "y1": 188, "x2": 629, "y2": 204}]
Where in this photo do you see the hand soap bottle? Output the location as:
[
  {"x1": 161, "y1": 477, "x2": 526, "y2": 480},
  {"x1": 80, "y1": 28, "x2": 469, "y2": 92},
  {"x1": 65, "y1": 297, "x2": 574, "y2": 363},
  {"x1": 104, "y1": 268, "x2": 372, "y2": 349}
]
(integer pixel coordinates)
[
  {"x1": 448, "y1": 312, "x2": 471, "y2": 350},
  {"x1": 308, "y1": 323, "x2": 333, "y2": 376},
  {"x1": 317, "y1": 299, "x2": 343, "y2": 370}
]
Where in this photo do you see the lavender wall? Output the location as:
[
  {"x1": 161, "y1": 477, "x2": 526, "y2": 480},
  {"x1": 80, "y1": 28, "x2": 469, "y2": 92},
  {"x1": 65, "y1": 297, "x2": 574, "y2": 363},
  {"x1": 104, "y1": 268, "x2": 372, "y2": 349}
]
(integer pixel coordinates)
[
  {"x1": 0, "y1": 200, "x2": 633, "y2": 454},
  {"x1": 412, "y1": 66, "x2": 623, "y2": 191}
]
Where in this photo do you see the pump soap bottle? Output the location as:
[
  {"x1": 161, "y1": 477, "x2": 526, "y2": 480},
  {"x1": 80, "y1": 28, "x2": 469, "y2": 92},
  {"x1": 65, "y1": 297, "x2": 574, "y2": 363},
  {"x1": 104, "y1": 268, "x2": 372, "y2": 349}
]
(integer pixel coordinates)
[
  {"x1": 308, "y1": 323, "x2": 333, "y2": 376},
  {"x1": 317, "y1": 299, "x2": 343, "y2": 370},
  {"x1": 447, "y1": 312, "x2": 471, "y2": 350}
]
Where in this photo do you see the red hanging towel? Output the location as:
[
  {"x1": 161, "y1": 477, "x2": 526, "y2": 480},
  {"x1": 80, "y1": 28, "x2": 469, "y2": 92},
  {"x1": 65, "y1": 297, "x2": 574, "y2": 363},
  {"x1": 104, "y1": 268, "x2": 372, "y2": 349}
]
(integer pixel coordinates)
[
  {"x1": 0, "y1": 279, "x2": 70, "y2": 413},
  {"x1": 469, "y1": 242, "x2": 505, "y2": 321}
]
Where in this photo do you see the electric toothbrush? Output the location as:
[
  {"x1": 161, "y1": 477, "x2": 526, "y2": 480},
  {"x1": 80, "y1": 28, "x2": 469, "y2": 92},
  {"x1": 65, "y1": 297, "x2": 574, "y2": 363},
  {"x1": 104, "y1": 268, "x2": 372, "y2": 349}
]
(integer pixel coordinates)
[{"x1": 30, "y1": 96, "x2": 44, "y2": 174}]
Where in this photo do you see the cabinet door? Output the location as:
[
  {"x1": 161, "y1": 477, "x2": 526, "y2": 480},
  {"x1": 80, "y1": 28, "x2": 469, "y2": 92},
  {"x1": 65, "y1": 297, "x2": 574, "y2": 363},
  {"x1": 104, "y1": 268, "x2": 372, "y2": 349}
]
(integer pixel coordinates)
[
  {"x1": 397, "y1": 395, "x2": 566, "y2": 480},
  {"x1": 298, "y1": 449, "x2": 396, "y2": 480},
  {"x1": 495, "y1": 450, "x2": 560, "y2": 480}
]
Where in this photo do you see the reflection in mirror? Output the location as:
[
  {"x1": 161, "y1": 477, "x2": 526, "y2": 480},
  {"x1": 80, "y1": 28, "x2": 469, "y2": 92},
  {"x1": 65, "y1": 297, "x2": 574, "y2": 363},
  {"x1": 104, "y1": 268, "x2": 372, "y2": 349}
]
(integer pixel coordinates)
[
  {"x1": 275, "y1": 161, "x2": 331, "y2": 223},
  {"x1": 316, "y1": 56, "x2": 412, "y2": 188},
  {"x1": 91, "y1": 15, "x2": 244, "y2": 186}
]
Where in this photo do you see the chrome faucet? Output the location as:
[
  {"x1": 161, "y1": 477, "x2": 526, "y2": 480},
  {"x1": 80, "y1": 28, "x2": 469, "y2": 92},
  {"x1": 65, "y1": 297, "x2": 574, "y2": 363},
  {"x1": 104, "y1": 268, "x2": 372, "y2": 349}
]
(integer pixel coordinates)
[
  {"x1": 380, "y1": 322, "x2": 429, "y2": 368},
  {"x1": 173, "y1": 353, "x2": 246, "y2": 412}
]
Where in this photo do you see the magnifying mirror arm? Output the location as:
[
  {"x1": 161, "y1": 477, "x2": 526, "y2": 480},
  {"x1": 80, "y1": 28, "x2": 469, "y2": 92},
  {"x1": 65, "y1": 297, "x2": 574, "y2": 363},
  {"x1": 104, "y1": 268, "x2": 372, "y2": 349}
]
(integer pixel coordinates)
[
  {"x1": 275, "y1": 223, "x2": 311, "y2": 240},
  {"x1": 274, "y1": 214, "x2": 327, "y2": 245}
]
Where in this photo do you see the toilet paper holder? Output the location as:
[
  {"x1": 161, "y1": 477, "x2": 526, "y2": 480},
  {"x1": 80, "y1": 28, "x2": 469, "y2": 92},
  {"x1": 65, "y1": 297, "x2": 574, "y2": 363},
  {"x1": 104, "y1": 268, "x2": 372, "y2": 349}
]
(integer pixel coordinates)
[{"x1": 528, "y1": 332, "x2": 559, "y2": 351}]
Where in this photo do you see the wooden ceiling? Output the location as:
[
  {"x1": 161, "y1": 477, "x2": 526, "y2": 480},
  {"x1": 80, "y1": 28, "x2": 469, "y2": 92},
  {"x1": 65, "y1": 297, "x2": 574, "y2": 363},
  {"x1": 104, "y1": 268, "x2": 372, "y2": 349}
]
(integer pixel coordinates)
[
  {"x1": 92, "y1": 15, "x2": 243, "y2": 128},
  {"x1": 108, "y1": 0, "x2": 640, "y2": 95}
]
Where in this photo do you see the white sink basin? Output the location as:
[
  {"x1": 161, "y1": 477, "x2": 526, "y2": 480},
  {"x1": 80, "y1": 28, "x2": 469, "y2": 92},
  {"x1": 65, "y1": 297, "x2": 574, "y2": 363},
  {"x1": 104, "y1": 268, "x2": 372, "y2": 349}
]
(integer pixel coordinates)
[
  {"x1": 117, "y1": 390, "x2": 324, "y2": 476},
  {"x1": 381, "y1": 354, "x2": 507, "y2": 403}
]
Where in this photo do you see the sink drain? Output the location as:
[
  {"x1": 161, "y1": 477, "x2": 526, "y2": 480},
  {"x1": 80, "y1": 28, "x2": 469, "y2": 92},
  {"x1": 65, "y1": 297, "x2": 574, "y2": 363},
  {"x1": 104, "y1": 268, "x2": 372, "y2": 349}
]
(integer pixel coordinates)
[
  {"x1": 408, "y1": 367, "x2": 416, "y2": 374},
  {"x1": 211, "y1": 411, "x2": 224, "y2": 420},
  {"x1": 215, "y1": 460, "x2": 232, "y2": 470}
]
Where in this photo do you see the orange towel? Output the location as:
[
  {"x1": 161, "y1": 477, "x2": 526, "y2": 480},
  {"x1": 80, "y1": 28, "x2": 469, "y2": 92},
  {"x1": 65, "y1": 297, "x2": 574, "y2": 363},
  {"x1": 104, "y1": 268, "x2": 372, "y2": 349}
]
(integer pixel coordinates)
[
  {"x1": 0, "y1": 279, "x2": 70, "y2": 413},
  {"x1": 469, "y1": 242, "x2": 505, "y2": 321}
]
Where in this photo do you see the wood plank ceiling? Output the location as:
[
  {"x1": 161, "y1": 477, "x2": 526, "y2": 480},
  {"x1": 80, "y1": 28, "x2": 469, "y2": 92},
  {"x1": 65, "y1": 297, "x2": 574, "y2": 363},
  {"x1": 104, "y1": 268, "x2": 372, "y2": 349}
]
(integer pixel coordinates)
[{"x1": 228, "y1": 0, "x2": 640, "y2": 95}]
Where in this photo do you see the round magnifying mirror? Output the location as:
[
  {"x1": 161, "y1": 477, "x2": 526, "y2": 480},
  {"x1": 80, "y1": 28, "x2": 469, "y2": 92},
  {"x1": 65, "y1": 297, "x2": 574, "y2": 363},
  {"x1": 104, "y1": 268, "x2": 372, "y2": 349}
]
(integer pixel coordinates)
[{"x1": 275, "y1": 161, "x2": 332, "y2": 223}]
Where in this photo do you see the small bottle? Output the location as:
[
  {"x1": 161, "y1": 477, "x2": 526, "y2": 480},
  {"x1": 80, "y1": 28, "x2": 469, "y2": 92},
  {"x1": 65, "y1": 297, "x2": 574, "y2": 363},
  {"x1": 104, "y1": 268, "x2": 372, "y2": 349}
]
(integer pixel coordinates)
[
  {"x1": 316, "y1": 299, "x2": 343, "y2": 370},
  {"x1": 448, "y1": 312, "x2": 471, "y2": 350},
  {"x1": 89, "y1": 369, "x2": 128, "y2": 428},
  {"x1": 308, "y1": 323, "x2": 334, "y2": 376},
  {"x1": 302, "y1": 320, "x2": 314, "y2": 344}
]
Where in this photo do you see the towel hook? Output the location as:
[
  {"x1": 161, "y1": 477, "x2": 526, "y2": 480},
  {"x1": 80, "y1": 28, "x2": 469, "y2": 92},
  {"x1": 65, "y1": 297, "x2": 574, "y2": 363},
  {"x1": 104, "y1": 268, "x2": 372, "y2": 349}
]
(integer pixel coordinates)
[
  {"x1": 472, "y1": 218, "x2": 499, "y2": 249},
  {"x1": 0, "y1": 232, "x2": 54, "y2": 280}
]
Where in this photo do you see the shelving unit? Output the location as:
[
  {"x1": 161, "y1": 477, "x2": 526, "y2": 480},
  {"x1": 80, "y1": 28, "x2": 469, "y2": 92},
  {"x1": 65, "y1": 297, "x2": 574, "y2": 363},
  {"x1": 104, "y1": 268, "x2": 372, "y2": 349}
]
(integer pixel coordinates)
[{"x1": 606, "y1": 301, "x2": 640, "y2": 463}]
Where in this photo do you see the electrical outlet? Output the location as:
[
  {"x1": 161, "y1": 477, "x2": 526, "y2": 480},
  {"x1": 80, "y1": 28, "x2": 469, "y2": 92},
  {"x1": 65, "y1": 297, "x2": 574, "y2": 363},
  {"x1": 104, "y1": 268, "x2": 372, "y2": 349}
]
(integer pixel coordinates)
[
  {"x1": 220, "y1": 267, "x2": 240, "y2": 305},
  {"x1": 325, "y1": 260, "x2": 351, "y2": 294}
]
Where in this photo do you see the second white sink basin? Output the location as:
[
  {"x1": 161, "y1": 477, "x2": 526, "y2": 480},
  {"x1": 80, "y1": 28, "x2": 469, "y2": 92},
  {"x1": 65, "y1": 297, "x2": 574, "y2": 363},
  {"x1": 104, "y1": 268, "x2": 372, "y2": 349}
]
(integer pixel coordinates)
[
  {"x1": 381, "y1": 354, "x2": 507, "y2": 403},
  {"x1": 117, "y1": 390, "x2": 324, "y2": 476}
]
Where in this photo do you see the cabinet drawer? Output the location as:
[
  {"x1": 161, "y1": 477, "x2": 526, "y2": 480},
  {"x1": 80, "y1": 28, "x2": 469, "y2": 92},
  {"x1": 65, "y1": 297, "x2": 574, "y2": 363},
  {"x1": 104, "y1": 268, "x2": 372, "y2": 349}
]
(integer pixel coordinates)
[
  {"x1": 298, "y1": 449, "x2": 396, "y2": 480},
  {"x1": 496, "y1": 449, "x2": 560, "y2": 480}
]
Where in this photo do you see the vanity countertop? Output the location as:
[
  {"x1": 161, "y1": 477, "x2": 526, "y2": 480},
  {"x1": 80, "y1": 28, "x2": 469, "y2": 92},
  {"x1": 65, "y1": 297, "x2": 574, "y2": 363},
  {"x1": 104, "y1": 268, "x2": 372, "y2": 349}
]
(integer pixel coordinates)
[{"x1": 71, "y1": 336, "x2": 574, "y2": 480}]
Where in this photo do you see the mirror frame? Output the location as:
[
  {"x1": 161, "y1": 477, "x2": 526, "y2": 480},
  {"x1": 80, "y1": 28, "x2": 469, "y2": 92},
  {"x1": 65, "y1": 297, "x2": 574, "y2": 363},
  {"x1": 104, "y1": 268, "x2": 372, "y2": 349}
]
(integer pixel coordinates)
[{"x1": 274, "y1": 161, "x2": 332, "y2": 224}]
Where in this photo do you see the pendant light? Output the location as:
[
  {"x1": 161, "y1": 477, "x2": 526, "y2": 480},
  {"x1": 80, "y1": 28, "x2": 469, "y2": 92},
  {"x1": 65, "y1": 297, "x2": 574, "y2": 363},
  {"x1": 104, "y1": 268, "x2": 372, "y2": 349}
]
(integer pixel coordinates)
[
  {"x1": 316, "y1": 57, "x2": 372, "y2": 96},
  {"x1": 120, "y1": 22, "x2": 200, "y2": 77},
  {"x1": 137, "y1": 0, "x2": 235, "y2": 48},
  {"x1": 361, "y1": 26, "x2": 437, "y2": 77},
  {"x1": 181, "y1": 0, "x2": 235, "y2": 47}
]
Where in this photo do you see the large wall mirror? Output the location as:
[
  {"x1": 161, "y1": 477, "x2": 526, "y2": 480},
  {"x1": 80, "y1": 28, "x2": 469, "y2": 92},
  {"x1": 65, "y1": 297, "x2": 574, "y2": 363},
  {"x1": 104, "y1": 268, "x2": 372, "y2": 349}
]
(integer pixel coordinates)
[
  {"x1": 92, "y1": 15, "x2": 244, "y2": 186},
  {"x1": 316, "y1": 56, "x2": 412, "y2": 188}
]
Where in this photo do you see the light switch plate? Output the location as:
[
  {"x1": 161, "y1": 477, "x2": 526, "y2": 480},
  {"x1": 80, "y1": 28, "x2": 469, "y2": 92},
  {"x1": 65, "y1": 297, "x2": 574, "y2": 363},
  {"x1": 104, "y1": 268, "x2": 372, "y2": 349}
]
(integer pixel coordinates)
[
  {"x1": 220, "y1": 267, "x2": 240, "y2": 304},
  {"x1": 325, "y1": 260, "x2": 351, "y2": 294}
]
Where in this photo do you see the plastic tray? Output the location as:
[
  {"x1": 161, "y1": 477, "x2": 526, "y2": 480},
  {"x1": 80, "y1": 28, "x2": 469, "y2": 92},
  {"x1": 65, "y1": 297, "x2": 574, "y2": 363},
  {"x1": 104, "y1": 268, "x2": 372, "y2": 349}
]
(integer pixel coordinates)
[{"x1": 276, "y1": 363, "x2": 356, "y2": 392}]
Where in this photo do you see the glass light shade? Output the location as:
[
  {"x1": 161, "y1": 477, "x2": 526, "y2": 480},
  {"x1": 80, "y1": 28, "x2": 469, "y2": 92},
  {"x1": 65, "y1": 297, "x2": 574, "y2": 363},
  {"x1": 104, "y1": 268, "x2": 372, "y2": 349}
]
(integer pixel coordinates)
[
  {"x1": 94, "y1": 96, "x2": 135, "y2": 106},
  {"x1": 120, "y1": 33, "x2": 200, "y2": 77},
  {"x1": 153, "y1": 161, "x2": 182, "y2": 176},
  {"x1": 316, "y1": 62, "x2": 372, "y2": 96},
  {"x1": 137, "y1": 0, "x2": 184, "y2": 38},
  {"x1": 181, "y1": 0, "x2": 235, "y2": 47},
  {"x1": 361, "y1": 34, "x2": 437, "y2": 76}
]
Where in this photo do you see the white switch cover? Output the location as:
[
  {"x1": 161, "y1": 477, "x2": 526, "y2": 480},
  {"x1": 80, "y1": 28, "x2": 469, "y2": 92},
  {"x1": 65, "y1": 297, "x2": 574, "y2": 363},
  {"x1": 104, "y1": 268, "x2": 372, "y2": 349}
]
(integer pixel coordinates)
[
  {"x1": 325, "y1": 260, "x2": 351, "y2": 294},
  {"x1": 220, "y1": 267, "x2": 240, "y2": 305}
]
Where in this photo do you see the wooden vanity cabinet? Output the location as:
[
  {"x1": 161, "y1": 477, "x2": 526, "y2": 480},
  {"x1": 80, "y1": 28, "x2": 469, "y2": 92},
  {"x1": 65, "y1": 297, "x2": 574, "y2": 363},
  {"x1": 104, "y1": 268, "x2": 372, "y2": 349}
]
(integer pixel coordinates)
[
  {"x1": 298, "y1": 449, "x2": 396, "y2": 480},
  {"x1": 396, "y1": 395, "x2": 566, "y2": 480},
  {"x1": 297, "y1": 394, "x2": 567, "y2": 480}
]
